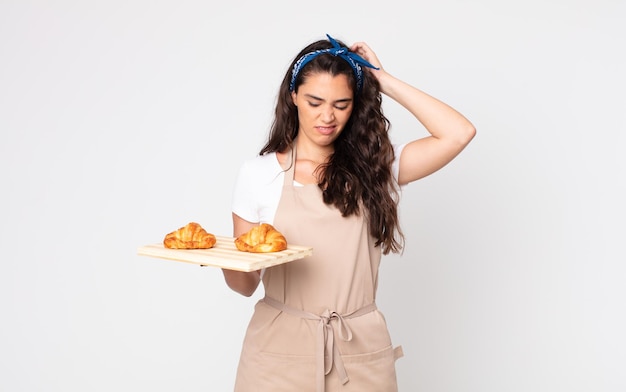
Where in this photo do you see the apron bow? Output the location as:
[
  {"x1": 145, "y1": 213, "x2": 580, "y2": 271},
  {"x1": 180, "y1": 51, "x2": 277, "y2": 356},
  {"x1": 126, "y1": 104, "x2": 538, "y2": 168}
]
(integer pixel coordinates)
[{"x1": 263, "y1": 296, "x2": 377, "y2": 392}]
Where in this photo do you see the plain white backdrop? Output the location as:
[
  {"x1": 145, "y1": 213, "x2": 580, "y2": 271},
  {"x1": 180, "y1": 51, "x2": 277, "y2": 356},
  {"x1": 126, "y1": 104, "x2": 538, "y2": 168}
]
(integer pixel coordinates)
[{"x1": 1, "y1": 0, "x2": 625, "y2": 391}]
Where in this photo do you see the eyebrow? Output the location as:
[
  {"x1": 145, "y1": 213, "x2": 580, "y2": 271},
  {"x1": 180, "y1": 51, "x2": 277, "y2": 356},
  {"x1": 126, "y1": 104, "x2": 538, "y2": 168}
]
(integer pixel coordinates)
[{"x1": 303, "y1": 93, "x2": 353, "y2": 104}]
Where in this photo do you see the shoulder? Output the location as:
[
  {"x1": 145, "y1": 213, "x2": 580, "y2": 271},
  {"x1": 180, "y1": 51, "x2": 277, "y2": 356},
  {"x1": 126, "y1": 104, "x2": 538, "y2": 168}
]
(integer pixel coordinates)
[
  {"x1": 239, "y1": 152, "x2": 280, "y2": 171},
  {"x1": 241, "y1": 152, "x2": 280, "y2": 167},
  {"x1": 236, "y1": 152, "x2": 283, "y2": 185}
]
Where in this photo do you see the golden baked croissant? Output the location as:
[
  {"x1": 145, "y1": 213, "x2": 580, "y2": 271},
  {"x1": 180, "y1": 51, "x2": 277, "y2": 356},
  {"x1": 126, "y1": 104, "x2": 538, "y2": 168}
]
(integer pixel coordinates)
[
  {"x1": 163, "y1": 222, "x2": 217, "y2": 249},
  {"x1": 234, "y1": 223, "x2": 288, "y2": 253}
]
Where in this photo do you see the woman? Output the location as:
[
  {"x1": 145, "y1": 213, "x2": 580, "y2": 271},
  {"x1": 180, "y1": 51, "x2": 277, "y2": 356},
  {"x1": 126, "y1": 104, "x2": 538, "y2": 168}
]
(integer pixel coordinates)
[{"x1": 223, "y1": 34, "x2": 475, "y2": 391}]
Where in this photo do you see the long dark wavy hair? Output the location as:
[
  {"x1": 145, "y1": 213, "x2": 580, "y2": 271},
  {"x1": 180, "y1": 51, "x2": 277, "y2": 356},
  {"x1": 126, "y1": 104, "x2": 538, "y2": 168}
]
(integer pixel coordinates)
[{"x1": 260, "y1": 37, "x2": 404, "y2": 254}]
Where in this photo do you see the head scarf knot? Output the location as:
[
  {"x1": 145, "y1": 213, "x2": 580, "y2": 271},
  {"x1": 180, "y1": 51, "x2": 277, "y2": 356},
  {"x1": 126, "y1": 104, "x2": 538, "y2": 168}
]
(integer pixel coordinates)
[{"x1": 289, "y1": 34, "x2": 379, "y2": 92}]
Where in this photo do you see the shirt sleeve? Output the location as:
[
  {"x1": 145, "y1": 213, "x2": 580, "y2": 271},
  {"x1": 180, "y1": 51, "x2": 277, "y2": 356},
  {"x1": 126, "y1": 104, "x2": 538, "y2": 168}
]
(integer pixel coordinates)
[
  {"x1": 231, "y1": 153, "x2": 285, "y2": 224},
  {"x1": 392, "y1": 142, "x2": 407, "y2": 182},
  {"x1": 231, "y1": 159, "x2": 260, "y2": 223}
]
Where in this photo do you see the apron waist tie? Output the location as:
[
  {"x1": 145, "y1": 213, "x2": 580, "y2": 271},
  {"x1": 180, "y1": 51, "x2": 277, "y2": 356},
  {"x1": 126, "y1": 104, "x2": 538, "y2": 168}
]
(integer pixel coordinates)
[{"x1": 262, "y1": 296, "x2": 377, "y2": 392}]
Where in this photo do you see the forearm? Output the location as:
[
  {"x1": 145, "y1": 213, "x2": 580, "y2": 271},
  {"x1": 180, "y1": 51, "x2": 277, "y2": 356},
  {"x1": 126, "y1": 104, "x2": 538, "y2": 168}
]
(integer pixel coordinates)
[
  {"x1": 223, "y1": 213, "x2": 262, "y2": 296},
  {"x1": 376, "y1": 71, "x2": 476, "y2": 184},
  {"x1": 221, "y1": 269, "x2": 261, "y2": 297},
  {"x1": 377, "y1": 72, "x2": 475, "y2": 144}
]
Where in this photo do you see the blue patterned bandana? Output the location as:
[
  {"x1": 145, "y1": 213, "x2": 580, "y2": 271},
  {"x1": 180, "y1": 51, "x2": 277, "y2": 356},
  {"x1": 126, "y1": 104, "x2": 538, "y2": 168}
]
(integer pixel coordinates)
[{"x1": 289, "y1": 34, "x2": 379, "y2": 92}]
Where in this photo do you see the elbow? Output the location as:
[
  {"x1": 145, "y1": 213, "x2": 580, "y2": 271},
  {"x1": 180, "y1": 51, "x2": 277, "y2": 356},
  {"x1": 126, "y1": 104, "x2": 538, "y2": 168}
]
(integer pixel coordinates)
[
  {"x1": 449, "y1": 123, "x2": 476, "y2": 151},
  {"x1": 446, "y1": 124, "x2": 476, "y2": 157},
  {"x1": 230, "y1": 284, "x2": 257, "y2": 297},
  {"x1": 460, "y1": 123, "x2": 476, "y2": 146},
  {"x1": 222, "y1": 269, "x2": 260, "y2": 297}
]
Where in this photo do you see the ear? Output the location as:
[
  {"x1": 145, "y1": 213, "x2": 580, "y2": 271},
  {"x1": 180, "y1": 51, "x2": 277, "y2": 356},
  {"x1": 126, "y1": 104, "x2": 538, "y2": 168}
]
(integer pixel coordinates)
[{"x1": 291, "y1": 91, "x2": 297, "y2": 106}]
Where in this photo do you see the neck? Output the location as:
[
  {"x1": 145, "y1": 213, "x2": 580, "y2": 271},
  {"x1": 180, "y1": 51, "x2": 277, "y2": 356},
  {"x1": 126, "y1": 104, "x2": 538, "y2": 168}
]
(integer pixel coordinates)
[{"x1": 294, "y1": 137, "x2": 333, "y2": 165}]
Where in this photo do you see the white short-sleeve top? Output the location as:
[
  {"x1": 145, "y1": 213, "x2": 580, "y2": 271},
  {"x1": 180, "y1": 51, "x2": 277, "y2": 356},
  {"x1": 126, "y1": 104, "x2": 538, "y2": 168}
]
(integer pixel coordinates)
[{"x1": 232, "y1": 144, "x2": 406, "y2": 224}]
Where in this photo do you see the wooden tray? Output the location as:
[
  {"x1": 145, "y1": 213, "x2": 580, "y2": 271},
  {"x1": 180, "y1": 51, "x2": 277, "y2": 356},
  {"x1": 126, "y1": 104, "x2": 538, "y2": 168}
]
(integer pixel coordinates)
[{"x1": 137, "y1": 236, "x2": 313, "y2": 272}]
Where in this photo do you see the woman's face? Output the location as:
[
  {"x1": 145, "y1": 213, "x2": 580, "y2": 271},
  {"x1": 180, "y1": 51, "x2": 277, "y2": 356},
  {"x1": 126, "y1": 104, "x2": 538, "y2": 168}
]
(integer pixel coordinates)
[{"x1": 291, "y1": 72, "x2": 354, "y2": 149}]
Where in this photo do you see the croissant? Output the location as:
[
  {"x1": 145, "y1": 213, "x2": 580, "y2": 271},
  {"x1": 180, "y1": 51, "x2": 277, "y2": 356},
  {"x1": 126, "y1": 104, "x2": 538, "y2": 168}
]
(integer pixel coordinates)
[
  {"x1": 163, "y1": 222, "x2": 217, "y2": 249},
  {"x1": 234, "y1": 223, "x2": 288, "y2": 253}
]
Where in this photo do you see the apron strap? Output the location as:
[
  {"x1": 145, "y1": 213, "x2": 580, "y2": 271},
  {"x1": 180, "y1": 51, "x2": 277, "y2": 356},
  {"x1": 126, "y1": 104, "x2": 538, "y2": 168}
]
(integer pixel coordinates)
[
  {"x1": 262, "y1": 296, "x2": 377, "y2": 392},
  {"x1": 394, "y1": 345, "x2": 404, "y2": 360},
  {"x1": 283, "y1": 146, "x2": 296, "y2": 185}
]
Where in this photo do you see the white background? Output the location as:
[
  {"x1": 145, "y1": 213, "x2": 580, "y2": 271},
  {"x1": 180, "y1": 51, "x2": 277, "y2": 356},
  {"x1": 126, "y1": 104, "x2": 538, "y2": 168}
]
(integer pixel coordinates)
[{"x1": 1, "y1": 0, "x2": 625, "y2": 391}]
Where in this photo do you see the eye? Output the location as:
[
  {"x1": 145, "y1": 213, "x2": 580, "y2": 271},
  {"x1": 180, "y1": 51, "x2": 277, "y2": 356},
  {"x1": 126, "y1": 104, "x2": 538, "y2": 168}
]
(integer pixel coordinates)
[{"x1": 334, "y1": 104, "x2": 349, "y2": 110}]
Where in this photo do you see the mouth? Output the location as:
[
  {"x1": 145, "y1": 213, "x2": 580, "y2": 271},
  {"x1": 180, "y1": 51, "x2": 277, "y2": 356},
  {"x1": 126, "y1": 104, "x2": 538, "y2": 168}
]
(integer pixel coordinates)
[{"x1": 316, "y1": 125, "x2": 336, "y2": 135}]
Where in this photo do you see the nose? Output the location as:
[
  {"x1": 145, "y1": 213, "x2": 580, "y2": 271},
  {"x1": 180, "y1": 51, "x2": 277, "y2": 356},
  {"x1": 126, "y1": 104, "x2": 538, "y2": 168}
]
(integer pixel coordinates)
[{"x1": 321, "y1": 106, "x2": 335, "y2": 123}]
